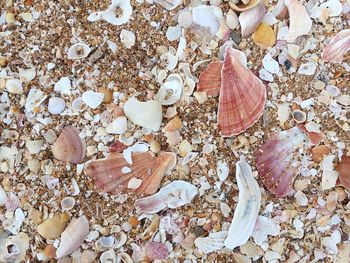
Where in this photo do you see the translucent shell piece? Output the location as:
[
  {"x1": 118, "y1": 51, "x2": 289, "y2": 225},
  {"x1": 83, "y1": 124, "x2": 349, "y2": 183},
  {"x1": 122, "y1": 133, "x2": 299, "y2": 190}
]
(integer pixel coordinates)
[
  {"x1": 217, "y1": 47, "x2": 266, "y2": 137},
  {"x1": 338, "y1": 156, "x2": 350, "y2": 190},
  {"x1": 322, "y1": 29, "x2": 350, "y2": 63},
  {"x1": 84, "y1": 152, "x2": 176, "y2": 195},
  {"x1": 255, "y1": 126, "x2": 308, "y2": 197},
  {"x1": 52, "y1": 126, "x2": 86, "y2": 164},
  {"x1": 197, "y1": 61, "x2": 223, "y2": 96}
]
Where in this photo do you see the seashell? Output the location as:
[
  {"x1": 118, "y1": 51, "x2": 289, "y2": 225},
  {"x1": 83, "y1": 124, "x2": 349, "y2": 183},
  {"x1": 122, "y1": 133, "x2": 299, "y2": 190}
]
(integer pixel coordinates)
[
  {"x1": 145, "y1": 241, "x2": 169, "y2": 260},
  {"x1": 277, "y1": 103, "x2": 290, "y2": 127},
  {"x1": 252, "y1": 215, "x2": 280, "y2": 245},
  {"x1": 165, "y1": 130, "x2": 181, "y2": 146},
  {"x1": 179, "y1": 140, "x2": 192, "y2": 157},
  {"x1": 338, "y1": 156, "x2": 350, "y2": 190},
  {"x1": 72, "y1": 97, "x2": 87, "y2": 112},
  {"x1": 326, "y1": 191, "x2": 338, "y2": 212},
  {"x1": 192, "y1": 5, "x2": 223, "y2": 35},
  {"x1": 37, "y1": 213, "x2": 69, "y2": 240},
  {"x1": 54, "y1": 77, "x2": 71, "y2": 95},
  {"x1": 88, "y1": 0, "x2": 132, "y2": 26},
  {"x1": 106, "y1": 117, "x2": 128, "y2": 135},
  {"x1": 229, "y1": 0, "x2": 261, "y2": 12},
  {"x1": 285, "y1": 0, "x2": 312, "y2": 43},
  {"x1": 120, "y1": 29, "x2": 136, "y2": 49},
  {"x1": 124, "y1": 97, "x2": 162, "y2": 131},
  {"x1": 96, "y1": 236, "x2": 115, "y2": 251},
  {"x1": 67, "y1": 43, "x2": 91, "y2": 60},
  {"x1": 25, "y1": 88, "x2": 47, "y2": 112},
  {"x1": 193, "y1": 91, "x2": 208, "y2": 104},
  {"x1": 195, "y1": 231, "x2": 227, "y2": 254},
  {"x1": 0, "y1": 232, "x2": 29, "y2": 263},
  {"x1": 5, "y1": 79, "x2": 23, "y2": 94},
  {"x1": 224, "y1": 157, "x2": 261, "y2": 249},
  {"x1": 18, "y1": 68, "x2": 36, "y2": 82},
  {"x1": 321, "y1": 29, "x2": 350, "y2": 63},
  {"x1": 217, "y1": 160, "x2": 229, "y2": 181},
  {"x1": 114, "y1": 232, "x2": 127, "y2": 248},
  {"x1": 166, "y1": 25, "x2": 182, "y2": 41},
  {"x1": 81, "y1": 250, "x2": 97, "y2": 263},
  {"x1": 48, "y1": 97, "x2": 66, "y2": 114},
  {"x1": 56, "y1": 215, "x2": 90, "y2": 259},
  {"x1": 155, "y1": 74, "x2": 183, "y2": 105},
  {"x1": 135, "y1": 180, "x2": 198, "y2": 214},
  {"x1": 82, "y1": 91, "x2": 104, "y2": 109},
  {"x1": 178, "y1": 10, "x2": 193, "y2": 28},
  {"x1": 118, "y1": 253, "x2": 133, "y2": 263},
  {"x1": 160, "y1": 51, "x2": 178, "y2": 71},
  {"x1": 217, "y1": 47, "x2": 266, "y2": 137},
  {"x1": 292, "y1": 109, "x2": 306, "y2": 123},
  {"x1": 252, "y1": 22, "x2": 276, "y2": 49},
  {"x1": 60, "y1": 197, "x2": 76, "y2": 211},
  {"x1": 311, "y1": 145, "x2": 330, "y2": 163},
  {"x1": 321, "y1": 155, "x2": 338, "y2": 190},
  {"x1": 52, "y1": 126, "x2": 86, "y2": 164},
  {"x1": 154, "y1": 0, "x2": 182, "y2": 10},
  {"x1": 164, "y1": 116, "x2": 182, "y2": 132},
  {"x1": 256, "y1": 126, "x2": 308, "y2": 197},
  {"x1": 320, "y1": 0, "x2": 342, "y2": 17},
  {"x1": 271, "y1": 0, "x2": 288, "y2": 19},
  {"x1": 226, "y1": 9, "x2": 239, "y2": 30},
  {"x1": 197, "y1": 61, "x2": 223, "y2": 96},
  {"x1": 85, "y1": 152, "x2": 176, "y2": 195},
  {"x1": 0, "y1": 185, "x2": 7, "y2": 205},
  {"x1": 239, "y1": 2, "x2": 266, "y2": 37},
  {"x1": 99, "y1": 249, "x2": 118, "y2": 263}
]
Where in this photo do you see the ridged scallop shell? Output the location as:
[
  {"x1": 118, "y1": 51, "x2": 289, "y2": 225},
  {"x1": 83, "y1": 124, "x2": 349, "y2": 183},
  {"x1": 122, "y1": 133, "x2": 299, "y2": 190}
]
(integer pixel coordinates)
[
  {"x1": 229, "y1": 0, "x2": 261, "y2": 12},
  {"x1": 322, "y1": 29, "x2": 350, "y2": 63},
  {"x1": 339, "y1": 156, "x2": 350, "y2": 190},
  {"x1": 155, "y1": 74, "x2": 183, "y2": 105},
  {"x1": 255, "y1": 126, "x2": 308, "y2": 197},
  {"x1": 85, "y1": 152, "x2": 176, "y2": 195},
  {"x1": 197, "y1": 61, "x2": 223, "y2": 96},
  {"x1": 51, "y1": 126, "x2": 86, "y2": 164},
  {"x1": 218, "y1": 47, "x2": 266, "y2": 137},
  {"x1": 195, "y1": 231, "x2": 227, "y2": 254}
]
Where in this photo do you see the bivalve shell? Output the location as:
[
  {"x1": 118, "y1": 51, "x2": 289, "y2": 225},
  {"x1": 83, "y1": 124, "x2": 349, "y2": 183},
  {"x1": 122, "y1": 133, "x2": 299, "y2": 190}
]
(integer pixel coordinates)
[
  {"x1": 67, "y1": 43, "x2": 91, "y2": 60},
  {"x1": 155, "y1": 74, "x2": 183, "y2": 105},
  {"x1": 195, "y1": 231, "x2": 227, "y2": 254}
]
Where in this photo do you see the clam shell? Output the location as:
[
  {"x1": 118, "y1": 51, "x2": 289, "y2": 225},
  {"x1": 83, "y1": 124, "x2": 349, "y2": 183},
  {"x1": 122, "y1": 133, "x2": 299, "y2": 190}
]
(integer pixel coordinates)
[
  {"x1": 217, "y1": 47, "x2": 266, "y2": 137},
  {"x1": 5, "y1": 79, "x2": 23, "y2": 94},
  {"x1": 338, "y1": 156, "x2": 350, "y2": 190},
  {"x1": 85, "y1": 152, "x2": 176, "y2": 195},
  {"x1": 124, "y1": 97, "x2": 162, "y2": 131},
  {"x1": 154, "y1": 0, "x2": 182, "y2": 10},
  {"x1": 192, "y1": 5, "x2": 222, "y2": 35},
  {"x1": 285, "y1": 0, "x2": 312, "y2": 43},
  {"x1": 256, "y1": 126, "x2": 308, "y2": 197},
  {"x1": 197, "y1": 61, "x2": 223, "y2": 96},
  {"x1": 95, "y1": 236, "x2": 115, "y2": 251},
  {"x1": 229, "y1": 0, "x2": 261, "y2": 12},
  {"x1": 54, "y1": 77, "x2": 71, "y2": 94},
  {"x1": 60, "y1": 197, "x2": 76, "y2": 211},
  {"x1": 52, "y1": 126, "x2": 86, "y2": 164},
  {"x1": 239, "y1": 2, "x2": 266, "y2": 37},
  {"x1": 195, "y1": 231, "x2": 227, "y2": 254},
  {"x1": 135, "y1": 180, "x2": 198, "y2": 214},
  {"x1": 67, "y1": 43, "x2": 91, "y2": 60},
  {"x1": 155, "y1": 74, "x2": 183, "y2": 105},
  {"x1": 292, "y1": 109, "x2": 306, "y2": 123},
  {"x1": 56, "y1": 215, "x2": 90, "y2": 259},
  {"x1": 322, "y1": 29, "x2": 350, "y2": 63}
]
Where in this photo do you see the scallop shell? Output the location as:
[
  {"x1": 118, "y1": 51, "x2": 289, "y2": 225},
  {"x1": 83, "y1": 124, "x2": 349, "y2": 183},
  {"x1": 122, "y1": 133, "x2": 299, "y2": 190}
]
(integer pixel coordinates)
[
  {"x1": 135, "y1": 180, "x2": 198, "y2": 214},
  {"x1": 155, "y1": 74, "x2": 183, "y2": 105},
  {"x1": 197, "y1": 61, "x2": 223, "y2": 96},
  {"x1": 67, "y1": 43, "x2": 91, "y2": 60},
  {"x1": 338, "y1": 156, "x2": 350, "y2": 190},
  {"x1": 322, "y1": 29, "x2": 350, "y2": 63},
  {"x1": 84, "y1": 152, "x2": 176, "y2": 195},
  {"x1": 52, "y1": 126, "x2": 86, "y2": 164},
  {"x1": 56, "y1": 215, "x2": 90, "y2": 259},
  {"x1": 217, "y1": 47, "x2": 266, "y2": 137},
  {"x1": 154, "y1": 0, "x2": 182, "y2": 10},
  {"x1": 195, "y1": 231, "x2": 227, "y2": 254},
  {"x1": 229, "y1": 0, "x2": 261, "y2": 12},
  {"x1": 285, "y1": 0, "x2": 312, "y2": 43},
  {"x1": 239, "y1": 2, "x2": 266, "y2": 37},
  {"x1": 255, "y1": 126, "x2": 308, "y2": 197},
  {"x1": 124, "y1": 97, "x2": 162, "y2": 131}
]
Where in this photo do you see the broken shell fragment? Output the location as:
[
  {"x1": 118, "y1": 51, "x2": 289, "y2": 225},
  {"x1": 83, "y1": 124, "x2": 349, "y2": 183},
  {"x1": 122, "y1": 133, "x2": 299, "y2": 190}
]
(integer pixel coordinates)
[
  {"x1": 67, "y1": 43, "x2": 91, "y2": 60},
  {"x1": 61, "y1": 197, "x2": 76, "y2": 211},
  {"x1": 56, "y1": 215, "x2": 90, "y2": 259},
  {"x1": 5, "y1": 79, "x2": 23, "y2": 94},
  {"x1": 85, "y1": 152, "x2": 176, "y2": 195},
  {"x1": 256, "y1": 126, "x2": 308, "y2": 197},
  {"x1": 124, "y1": 98, "x2": 162, "y2": 131},
  {"x1": 25, "y1": 88, "x2": 47, "y2": 112},
  {"x1": 192, "y1": 5, "x2": 223, "y2": 35},
  {"x1": 0, "y1": 233, "x2": 29, "y2": 263},
  {"x1": 218, "y1": 47, "x2": 266, "y2": 136},
  {"x1": 37, "y1": 214, "x2": 69, "y2": 240},
  {"x1": 135, "y1": 180, "x2": 198, "y2": 214},
  {"x1": 322, "y1": 29, "x2": 350, "y2": 63},
  {"x1": 154, "y1": 0, "x2": 182, "y2": 10},
  {"x1": 100, "y1": 249, "x2": 118, "y2": 263},
  {"x1": 155, "y1": 74, "x2": 183, "y2": 105},
  {"x1": 311, "y1": 145, "x2": 330, "y2": 163},
  {"x1": 48, "y1": 97, "x2": 66, "y2": 115},
  {"x1": 338, "y1": 156, "x2": 350, "y2": 190},
  {"x1": 197, "y1": 61, "x2": 223, "y2": 96},
  {"x1": 82, "y1": 91, "x2": 104, "y2": 109},
  {"x1": 164, "y1": 116, "x2": 182, "y2": 132},
  {"x1": 239, "y1": 2, "x2": 266, "y2": 37},
  {"x1": 224, "y1": 157, "x2": 261, "y2": 249},
  {"x1": 292, "y1": 109, "x2": 307, "y2": 123},
  {"x1": 195, "y1": 231, "x2": 227, "y2": 254},
  {"x1": 252, "y1": 22, "x2": 276, "y2": 49},
  {"x1": 52, "y1": 126, "x2": 86, "y2": 164},
  {"x1": 229, "y1": 0, "x2": 261, "y2": 12}
]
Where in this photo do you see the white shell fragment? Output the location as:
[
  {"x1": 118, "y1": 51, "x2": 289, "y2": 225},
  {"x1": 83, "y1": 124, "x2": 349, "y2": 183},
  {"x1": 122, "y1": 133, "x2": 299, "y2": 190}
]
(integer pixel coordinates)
[
  {"x1": 262, "y1": 53, "x2": 280, "y2": 74},
  {"x1": 87, "y1": 0, "x2": 132, "y2": 26},
  {"x1": 224, "y1": 157, "x2": 261, "y2": 249},
  {"x1": 298, "y1": 62, "x2": 317, "y2": 75},
  {"x1": 217, "y1": 160, "x2": 229, "y2": 182},
  {"x1": 0, "y1": 233, "x2": 29, "y2": 263},
  {"x1": 61, "y1": 196, "x2": 76, "y2": 211},
  {"x1": 54, "y1": 77, "x2": 72, "y2": 95},
  {"x1": 67, "y1": 43, "x2": 91, "y2": 60},
  {"x1": 100, "y1": 249, "x2": 118, "y2": 263},
  {"x1": 124, "y1": 97, "x2": 162, "y2": 131},
  {"x1": 106, "y1": 117, "x2": 128, "y2": 134},
  {"x1": 166, "y1": 25, "x2": 182, "y2": 41},
  {"x1": 6, "y1": 79, "x2": 23, "y2": 94},
  {"x1": 82, "y1": 91, "x2": 104, "y2": 109},
  {"x1": 154, "y1": 0, "x2": 182, "y2": 10},
  {"x1": 135, "y1": 180, "x2": 198, "y2": 214},
  {"x1": 321, "y1": 155, "x2": 338, "y2": 190},
  {"x1": 155, "y1": 74, "x2": 183, "y2": 105},
  {"x1": 48, "y1": 97, "x2": 66, "y2": 114},
  {"x1": 19, "y1": 68, "x2": 36, "y2": 82},
  {"x1": 195, "y1": 231, "x2": 228, "y2": 254},
  {"x1": 192, "y1": 5, "x2": 222, "y2": 35},
  {"x1": 25, "y1": 88, "x2": 47, "y2": 112},
  {"x1": 120, "y1": 29, "x2": 136, "y2": 49}
]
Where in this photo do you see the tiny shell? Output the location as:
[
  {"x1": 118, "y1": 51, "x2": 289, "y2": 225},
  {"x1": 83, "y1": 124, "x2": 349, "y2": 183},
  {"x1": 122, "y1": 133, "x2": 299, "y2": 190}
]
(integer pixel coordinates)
[
  {"x1": 262, "y1": 53, "x2": 280, "y2": 74},
  {"x1": 5, "y1": 79, "x2": 23, "y2": 94},
  {"x1": 155, "y1": 74, "x2": 183, "y2": 105},
  {"x1": 217, "y1": 160, "x2": 229, "y2": 181},
  {"x1": 61, "y1": 197, "x2": 76, "y2": 211},
  {"x1": 197, "y1": 61, "x2": 223, "y2": 96},
  {"x1": 338, "y1": 156, "x2": 350, "y2": 190},
  {"x1": 239, "y1": 2, "x2": 266, "y2": 37},
  {"x1": 25, "y1": 88, "x2": 47, "y2": 112},
  {"x1": 252, "y1": 22, "x2": 276, "y2": 49},
  {"x1": 154, "y1": 0, "x2": 182, "y2": 10},
  {"x1": 179, "y1": 140, "x2": 192, "y2": 157},
  {"x1": 120, "y1": 29, "x2": 136, "y2": 49},
  {"x1": 226, "y1": 10, "x2": 239, "y2": 30},
  {"x1": 124, "y1": 97, "x2": 162, "y2": 131},
  {"x1": 106, "y1": 117, "x2": 128, "y2": 135},
  {"x1": 96, "y1": 236, "x2": 115, "y2": 251},
  {"x1": 48, "y1": 97, "x2": 66, "y2": 114},
  {"x1": 164, "y1": 116, "x2": 182, "y2": 132},
  {"x1": 18, "y1": 68, "x2": 36, "y2": 82},
  {"x1": 67, "y1": 43, "x2": 91, "y2": 60},
  {"x1": 178, "y1": 10, "x2": 193, "y2": 28},
  {"x1": 292, "y1": 109, "x2": 307, "y2": 123},
  {"x1": 82, "y1": 91, "x2": 104, "y2": 109},
  {"x1": 322, "y1": 29, "x2": 350, "y2": 63},
  {"x1": 195, "y1": 231, "x2": 227, "y2": 254},
  {"x1": 100, "y1": 250, "x2": 118, "y2": 263},
  {"x1": 321, "y1": 155, "x2": 338, "y2": 190},
  {"x1": 229, "y1": 0, "x2": 261, "y2": 12},
  {"x1": 52, "y1": 126, "x2": 86, "y2": 164}
]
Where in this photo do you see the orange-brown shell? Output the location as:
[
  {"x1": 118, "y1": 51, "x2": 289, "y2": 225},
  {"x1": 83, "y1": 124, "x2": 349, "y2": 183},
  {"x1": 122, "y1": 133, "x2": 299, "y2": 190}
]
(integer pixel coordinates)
[
  {"x1": 338, "y1": 156, "x2": 350, "y2": 190},
  {"x1": 197, "y1": 61, "x2": 223, "y2": 96}
]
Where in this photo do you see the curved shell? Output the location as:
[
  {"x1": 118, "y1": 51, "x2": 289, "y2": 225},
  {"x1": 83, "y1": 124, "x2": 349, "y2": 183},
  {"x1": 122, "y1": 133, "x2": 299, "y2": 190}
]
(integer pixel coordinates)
[
  {"x1": 67, "y1": 43, "x2": 91, "y2": 60},
  {"x1": 0, "y1": 233, "x2": 29, "y2": 263},
  {"x1": 217, "y1": 47, "x2": 266, "y2": 137},
  {"x1": 100, "y1": 249, "x2": 118, "y2": 263},
  {"x1": 195, "y1": 231, "x2": 227, "y2": 254},
  {"x1": 255, "y1": 126, "x2": 308, "y2": 197},
  {"x1": 197, "y1": 61, "x2": 223, "y2": 96},
  {"x1": 85, "y1": 152, "x2": 176, "y2": 195},
  {"x1": 154, "y1": 0, "x2": 182, "y2": 10},
  {"x1": 51, "y1": 126, "x2": 86, "y2": 164},
  {"x1": 155, "y1": 74, "x2": 183, "y2": 105},
  {"x1": 229, "y1": 0, "x2": 261, "y2": 12},
  {"x1": 239, "y1": 2, "x2": 266, "y2": 37},
  {"x1": 322, "y1": 29, "x2": 350, "y2": 63},
  {"x1": 339, "y1": 156, "x2": 350, "y2": 190},
  {"x1": 60, "y1": 197, "x2": 75, "y2": 211}
]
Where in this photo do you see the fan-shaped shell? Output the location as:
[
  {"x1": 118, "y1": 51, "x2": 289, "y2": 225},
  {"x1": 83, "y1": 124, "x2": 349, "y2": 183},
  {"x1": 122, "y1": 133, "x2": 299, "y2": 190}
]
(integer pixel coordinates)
[
  {"x1": 217, "y1": 47, "x2": 266, "y2": 137},
  {"x1": 322, "y1": 29, "x2": 350, "y2": 63},
  {"x1": 84, "y1": 152, "x2": 176, "y2": 195},
  {"x1": 255, "y1": 126, "x2": 308, "y2": 197},
  {"x1": 197, "y1": 61, "x2": 223, "y2": 96},
  {"x1": 51, "y1": 126, "x2": 86, "y2": 164}
]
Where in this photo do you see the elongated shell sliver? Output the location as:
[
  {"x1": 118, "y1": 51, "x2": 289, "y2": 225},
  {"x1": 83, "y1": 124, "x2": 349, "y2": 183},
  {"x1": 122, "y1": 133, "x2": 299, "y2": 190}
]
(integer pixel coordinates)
[{"x1": 224, "y1": 157, "x2": 261, "y2": 249}]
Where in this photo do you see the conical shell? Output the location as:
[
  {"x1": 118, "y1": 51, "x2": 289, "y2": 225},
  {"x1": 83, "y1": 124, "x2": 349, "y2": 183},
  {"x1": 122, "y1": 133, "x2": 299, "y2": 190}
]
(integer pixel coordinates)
[
  {"x1": 285, "y1": 0, "x2": 312, "y2": 43},
  {"x1": 338, "y1": 156, "x2": 350, "y2": 190},
  {"x1": 51, "y1": 126, "x2": 86, "y2": 164},
  {"x1": 197, "y1": 61, "x2": 223, "y2": 96},
  {"x1": 217, "y1": 47, "x2": 266, "y2": 137},
  {"x1": 255, "y1": 126, "x2": 308, "y2": 197},
  {"x1": 322, "y1": 29, "x2": 350, "y2": 63},
  {"x1": 229, "y1": 0, "x2": 261, "y2": 12},
  {"x1": 85, "y1": 152, "x2": 176, "y2": 195},
  {"x1": 195, "y1": 231, "x2": 227, "y2": 254}
]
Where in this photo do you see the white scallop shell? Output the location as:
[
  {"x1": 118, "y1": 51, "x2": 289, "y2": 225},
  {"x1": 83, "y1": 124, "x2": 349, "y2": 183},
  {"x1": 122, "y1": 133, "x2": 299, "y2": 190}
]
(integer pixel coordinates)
[
  {"x1": 67, "y1": 43, "x2": 91, "y2": 60},
  {"x1": 48, "y1": 97, "x2": 66, "y2": 115},
  {"x1": 155, "y1": 74, "x2": 183, "y2": 105},
  {"x1": 195, "y1": 231, "x2": 228, "y2": 254}
]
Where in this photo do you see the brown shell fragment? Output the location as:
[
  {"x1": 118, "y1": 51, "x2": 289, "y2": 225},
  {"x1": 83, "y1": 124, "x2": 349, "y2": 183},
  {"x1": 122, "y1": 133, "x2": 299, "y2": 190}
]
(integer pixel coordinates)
[
  {"x1": 311, "y1": 145, "x2": 330, "y2": 163},
  {"x1": 197, "y1": 61, "x2": 223, "y2": 96},
  {"x1": 51, "y1": 126, "x2": 86, "y2": 164},
  {"x1": 338, "y1": 156, "x2": 350, "y2": 190}
]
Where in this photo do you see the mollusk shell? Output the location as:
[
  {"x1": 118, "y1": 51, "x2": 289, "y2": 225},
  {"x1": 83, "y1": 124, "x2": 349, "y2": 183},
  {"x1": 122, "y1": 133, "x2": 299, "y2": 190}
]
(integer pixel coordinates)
[
  {"x1": 154, "y1": 0, "x2": 182, "y2": 10},
  {"x1": 84, "y1": 152, "x2": 176, "y2": 195},
  {"x1": 322, "y1": 29, "x2": 350, "y2": 63},
  {"x1": 51, "y1": 126, "x2": 86, "y2": 164},
  {"x1": 67, "y1": 43, "x2": 91, "y2": 60},
  {"x1": 155, "y1": 74, "x2": 183, "y2": 105},
  {"x1": 239, "y1": 2, "x2": 266, "y2": 37},
  {"x1": 338, "y1": 156, "x2": 350, "y2": 190},
  {"x1": 217, "y1": 47, "x2": 266, "y2": 137},
  {"x1": 229, "y1": 0, "x2": 262, "y2": 12},
  {"x1": 197, "y1": 61, "x2": 223, "y2": 96},
  {"x1": 195, "y1": 231, "x2": 227, "y2": 254}
]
